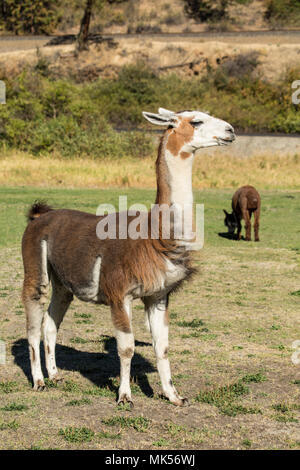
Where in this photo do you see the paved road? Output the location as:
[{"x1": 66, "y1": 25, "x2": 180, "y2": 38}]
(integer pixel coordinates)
[{"x1": 1, "y1": 29, "x2": 300, "y2": 52}]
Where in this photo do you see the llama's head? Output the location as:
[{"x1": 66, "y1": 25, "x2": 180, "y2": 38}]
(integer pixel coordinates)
[
  {"x1": 142, "y1": 108, "x2": 235, "y2": 156},
  {"x1": 223, "y1": 209, "x2": 238, "y2": 234}
]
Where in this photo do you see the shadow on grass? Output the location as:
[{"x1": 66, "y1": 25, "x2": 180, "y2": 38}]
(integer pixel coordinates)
[
  {"x1": 218, "y1": 232, "x2": 239, "y2": 241},
  {"x1": 12, "y1": 336, "x2": 155, "y2": 399}
]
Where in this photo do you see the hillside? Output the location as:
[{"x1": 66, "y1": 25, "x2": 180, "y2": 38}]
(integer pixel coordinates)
[
  {"x1": 1, "y1": 1, "x2": 299, "y2": 37},
  {"x1": 77, "y1": 0, "x2": 268, "y2": 35}
]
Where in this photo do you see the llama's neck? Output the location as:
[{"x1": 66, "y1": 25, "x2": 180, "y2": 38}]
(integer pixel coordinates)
[
  {"x1": 155, "y1": 131, "x2": 195, "y2": 242},
  {"x1": 155, "y1": 132, "x2": 194, "y2": 207}
]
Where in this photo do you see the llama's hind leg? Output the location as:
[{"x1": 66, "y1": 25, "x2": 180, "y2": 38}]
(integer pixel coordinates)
[
  {"x1": 43, "y1": 274, "x2": 73, "y2": 382},
  {"x1": 23, "y1": 239, "x2": 50, "y2": 390},
  {"x1": 112, "y1": 297, "x2": 135, "y2": 407},
  {"x1": 243, "y1": 210, "x2": 251, "y2": 241},
  {"x1": 144, "y1": 296, "x2": 188, "y2": 406},
  {"x1": 24, "y1": 298, "x2": 46, "y2": 391},
  {"x1": 237, "y1": 219, "x2": 242, "y2": 240}
]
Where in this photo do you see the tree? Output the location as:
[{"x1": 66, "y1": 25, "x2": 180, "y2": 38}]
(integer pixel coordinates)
[
  {"x1": 183, "y1": 0, "x2": 229, "y2": 22},
  {"x1": 76, "y1": 0, "x2": 126, "y2": 52},
  {"x1": 0, "y1": 0, "x2": 60, "y2": 35},
  {"x1": 77, "y1": 0, "x2": 94, "y2": 52}
]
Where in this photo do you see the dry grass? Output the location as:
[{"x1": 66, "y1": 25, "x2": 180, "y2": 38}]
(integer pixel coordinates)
[
  {"x1": 0, "y1": 150, "x2": 299, "y2": 190},
  {"x1": 1, "y1": 32, "x2": 300, "y2": 82}
]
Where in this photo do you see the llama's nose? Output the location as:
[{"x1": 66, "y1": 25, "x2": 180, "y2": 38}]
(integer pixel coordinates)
[{"x1": 226, "y1": 125, "x2": 235, "y2": 140}]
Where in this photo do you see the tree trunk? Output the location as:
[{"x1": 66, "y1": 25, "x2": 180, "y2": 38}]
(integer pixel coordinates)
[
  {"x1": 1, "y1": 1, "x2": 8, "y2": 21},
  {"x1": 77, "y1": 0, "x2": 94, "y2": 52}
]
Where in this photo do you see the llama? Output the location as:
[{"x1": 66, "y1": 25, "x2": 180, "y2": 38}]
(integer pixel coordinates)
[
  {"x1": 22, "y1": 108, "x2": 235, "y2": 407},
  {"x1": 223, "y1": 185, "x2": 261, "y2": 241}
]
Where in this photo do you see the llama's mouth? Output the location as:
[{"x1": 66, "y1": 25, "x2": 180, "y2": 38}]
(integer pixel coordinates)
[{"x1": 217, "y1": 136, "x2": 235, "y2": 145}]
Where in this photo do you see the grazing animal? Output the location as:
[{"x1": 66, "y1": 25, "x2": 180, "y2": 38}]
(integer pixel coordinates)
[
  {"x1": 22, "y1": 107, "x2": 235, "y2": 407},
  {"x1": 224, "y1": 185, "x2": 261, "y2": 241}
]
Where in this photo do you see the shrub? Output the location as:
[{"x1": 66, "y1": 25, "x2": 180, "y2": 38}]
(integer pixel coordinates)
[
  {"x1": 0, "y1": 68, "x2": 155, "y2": 158},
  {"x1": 92, "y1": 63, "x2": 159, "y2": 126},
  {"x1": 0, "y1": 61, "x2": 299, "y2": 160},
  {"x1": 0, "y1": 0, "x2": 60, "y2": 35},
  {"x1": 265, "y1": 0, "x2": 300, "y2": 27},
  {"x1": 218, "y1": 52, "x2": 260, "y2": 79},
  {"x1": 183, "y1": 0, "x2": 229, "y2": 22}
]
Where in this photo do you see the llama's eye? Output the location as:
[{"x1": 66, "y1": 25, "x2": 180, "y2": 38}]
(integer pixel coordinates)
[{"x1": 190, "y1": 120, "x2": 203, "y2": 127}]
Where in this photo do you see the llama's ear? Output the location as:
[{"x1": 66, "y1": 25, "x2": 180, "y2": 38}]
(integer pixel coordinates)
[
  {"x1": 223, "y1": 209, "x2": 229, "y2": 216},
  {"x1": 158, "y1": 107, "x2": 174, "y2": 118},
  {"x1": 142, "y1": 111, "x2": 173, "y2": 127}
]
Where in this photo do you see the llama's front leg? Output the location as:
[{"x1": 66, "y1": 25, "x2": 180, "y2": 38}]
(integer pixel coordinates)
[
  {"x1": 254, "y1": 209, "x2": 260, "y2": 242},
  {"x1": 145, "y1": 297, "x2": 188, "y2": 406},
  {"x1": 112, "y1": 297, "x2": 135, "y2": 407}
]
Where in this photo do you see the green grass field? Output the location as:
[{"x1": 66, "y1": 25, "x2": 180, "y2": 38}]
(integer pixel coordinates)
[
  {"x1": 0, "y1": 186, "x2": 299, "y2": 249},
  {"x1": 0, "y1": 187, "x2": 300, "y2": 449}
]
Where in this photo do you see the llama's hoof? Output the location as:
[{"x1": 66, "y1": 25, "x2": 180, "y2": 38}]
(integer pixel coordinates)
[
  {"x1": 179, "y1": 397, "x2": 189, "y2": 407},
  {"x1": 33, "y1": 380, "x2": 46, "y2": 392},
  {"x1": 117, "y1": 394, "x2": 134, "y2": 409},
  {"x1": 50, "y1": 374, "x2": 64, "y2": 384},
  {"x1": 171, "y1": 396, "x2": 189, "y2": 407},
  {"x1": 255, "y1": 238, "x2": 260, "y2": 242}
]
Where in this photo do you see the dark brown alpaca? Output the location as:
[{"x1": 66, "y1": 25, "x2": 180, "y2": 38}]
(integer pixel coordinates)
[
  {"x1": 224, "y1": 185, "x2": 261, "y2": 241},
  {"x1": 22, "y1": 108, "x2": 235, "y2": 407}
]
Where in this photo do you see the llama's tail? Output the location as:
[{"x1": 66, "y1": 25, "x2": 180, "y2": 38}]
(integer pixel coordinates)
[{"x1": 26, "y1": 201, "x2": 53, "y2": 222}]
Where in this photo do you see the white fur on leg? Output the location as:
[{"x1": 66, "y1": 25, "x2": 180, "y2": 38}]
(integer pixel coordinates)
[
  {"x1": 43, "y1": 312, "x2": 58, "y2": 379},
  {"x1": 115, "y1": 297, "x2": 134, "y2": 406},
  {"x1": 40, "y1": 240, "x2": 49, "y2": 303},
  {"x1": 144, "y1": 310, "x2": 151, "y2": 332},
  {"x1": 26, "y1": 300, "x2": 45, "y2": 390},
  {"x1": 146, "y1": 297, "x2": 187, "y2": 406},
  {"x1": 43, "y1": 279, "x2": 72, "y2": 381}
]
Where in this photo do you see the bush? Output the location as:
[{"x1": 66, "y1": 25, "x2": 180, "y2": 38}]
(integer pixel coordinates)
[
  {"x1": 0, "y1": 0, "x2": 60, "y2": 34},
  {"x1": 211, "y1": 51, "x2": 260, "y2": 91},
  {"x1": 90, "y1": 63, "x2": 159, "y2": 126},
  {"x1": 218, "y1": 52, "x2": 260, "y2": 79},
  {"x1": 0, "y1": 68, "x2": 155, "y2": 158},
  {"x1": 0, "y1": 61, "x2": 299, "y2": 160},
  {"x1": 265, "y1": 0, "x2": 300, "y2": 27},
  {"x1": 183, "y1": 0, "x2": 229, "y2": 22}
]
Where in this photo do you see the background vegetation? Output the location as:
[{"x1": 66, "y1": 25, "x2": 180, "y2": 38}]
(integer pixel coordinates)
[
  {"x1": 183, "y1": 0, "x2": 230, "y2": 22},
  {"x1": 0, "y1": 0, "x2": 60, "y2": 34},
  {"x1": 1, "y1": 0, "x2": 300, "y2": 35},
  {"x1": 264, "y1": 0, "x2": 300, "y2": 28},
  {"x1": 0, "y1": 58, "x2": 299, "y2": 160}
]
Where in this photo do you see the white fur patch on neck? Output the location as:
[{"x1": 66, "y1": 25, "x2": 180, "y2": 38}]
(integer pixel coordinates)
[{"x1": 165, "y1": 148, "x2": 194, "y2": 207}]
